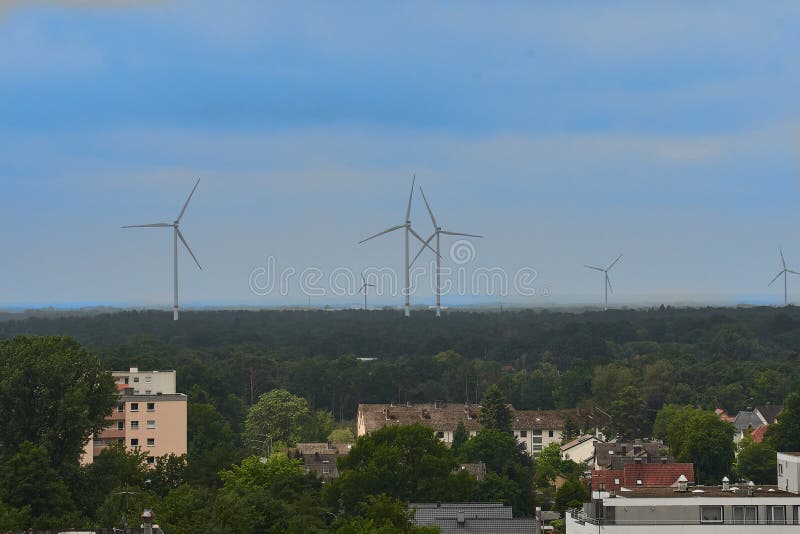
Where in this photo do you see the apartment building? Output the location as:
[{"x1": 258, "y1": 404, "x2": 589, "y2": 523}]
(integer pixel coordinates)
[
  {"x1": 82, "y1": 368, "x2": 187, "y2": 467},
  {"x1": 357, "y1": 402, "x2": 607, "y2": 457},
  {"x1": 567, "y1": 453, "x2": 800, "y2": 533}
]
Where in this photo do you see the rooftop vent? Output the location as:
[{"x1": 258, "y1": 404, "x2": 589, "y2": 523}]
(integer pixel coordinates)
[
  {"x1": 457, "y1": 511, "x2": 465, "y2": 526},
  {"x1": 722, "y1": 476, "x2": 730, "y2": 491},
  {"x1": 676, "y1": 474, "x2": 688, "y2": 493}
]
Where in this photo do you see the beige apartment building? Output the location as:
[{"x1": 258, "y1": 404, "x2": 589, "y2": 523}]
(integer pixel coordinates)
[{"x1": 82, "y1": 368, "x2": 187, "y2": 467}]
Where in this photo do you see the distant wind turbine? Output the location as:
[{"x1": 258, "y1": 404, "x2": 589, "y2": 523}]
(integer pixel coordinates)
[
  {"x1": 359, "y1": 174, "x2": 437, "y2": 317},
  {"x1": 122, "y1": 178, "x2": 202, "y2": 321},
  {"x1": 411, "y1": 187, "x2": 483, "y2": 317},
  {"x1": 769, "y1": 248, "x2": 799, "y2": 307},
  {"x1": 585, "y1": 254, "x2": 622, "y2": 311},
  {"x1": 358, "y1": 273, "x2": 375, "y2": 310}
]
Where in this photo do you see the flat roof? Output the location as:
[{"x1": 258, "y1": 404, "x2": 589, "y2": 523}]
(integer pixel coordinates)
[{"x1": 607, "y1": 485, "x2": 795, "y2": 499}]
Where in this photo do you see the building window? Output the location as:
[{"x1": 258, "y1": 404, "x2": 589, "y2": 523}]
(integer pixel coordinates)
[
  {"x1": 130, "y1": 403, "x2": 139, "y2": 412},
  {"x1": 145, "y1": 376, "x2": 152, "y2": 383},
  {"x1": 533, "y1": 430, "x2": 542, "y2": 436},
  {"x1": 147, "y1": 456, "x2": 155, "y2": 465},
  {"x1": 117, "y1": 438, "x2": 124, "y2": 444},
  {"x1": 147, "y1": 402, "x2": 155, "y2": 412},
  {"x1": 779, "y1": 463, "x2": 784, "y2": 475},
  {"x1": 117, "y1": 421, "x2": 124, "y2": 430},
  {"x1": 436, "y1": 431, "x2": 444, "y2": 439},
  {"x1": 131, "y1": 421, "x2": 139, "y2": 429},
  {"x1": 117, "y1": 403, "x2": 124, "y2": 412},
  {"x1": 147, "y1": 420, "x2": 155, "y2": 429},
  {"x1": 733, "y1": 506, "x2": 757, "y2": 524},
  {"x1": 322, "y1": 467, "x2": 331, "y2": 475},
  {"x1": 614, "y1": 478, "x2": 620, "y2": 485},
  {"x1": 768, "y1": 506, "x2": 786, "y2": 524},
  {"x1": 131, "y1": 438, "x2": 139, "y2": 447},
  {"x1": 532, "y1": 436, "x2": 542, "y2": 444},
  {"x1": 147, "y1": 438, "x2": 155, "y2": 446},
  {"x1": 145, "y1": 390, "x2": 151, "y2": 395},
  {"x1": 520, "y1": 430, "x2": 527, "y2": 438},
  {"x1": 636, "y1": 479, "x2": 642, "y2": 486},
  {"x1": 548, "y1": 430, "x2": 554, "y2": 438},
  {"x1": 133, "y1": 377, "x2": 139, "y2": 383},
  {"x1": 700, "y1": 506, "x2": 723, "y2": 524},
  {"x1": 93, "y1": 439, "x2": 103, "y2": 446}
]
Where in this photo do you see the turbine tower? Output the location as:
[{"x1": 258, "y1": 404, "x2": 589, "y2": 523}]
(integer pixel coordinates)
[
  {"x1": 585, "y1": 254, "x2": 622, "y2": 311},
  {"x1": 411, "y1": 187, "x2": 482, "y2": 317},
  {"x1": 123, "y1": 178, "x2": 202, "y2": 321},
  {"x1": 769, "y1": 248, "x2": 799, "y2": 307},
  {"x1": 359, "y1": 174, "x2": 435, "y2": 317},
  {"x1": 358, "y1": 273, "x2": 376, "y2": 310}
]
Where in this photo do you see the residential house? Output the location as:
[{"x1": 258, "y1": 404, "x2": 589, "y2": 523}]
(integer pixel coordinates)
[
  {"x1": 734, "y1": 405, "x2": 783, "y2": 445},
  {"x1": 591, "y1": 462, "x2": 695, "y2": 493},
  {"x1": 357, "y1": 402, "x2": 608, "y2": 457},
  {"x1": 594, "y1": 441, "x2": 663, "y2": 470},
  {"x1": 296, "y1": 442, "x2": 351, "y2": 481},
  {"x1": 562, "y1": 435, "x2": 602, "y2": 465}
]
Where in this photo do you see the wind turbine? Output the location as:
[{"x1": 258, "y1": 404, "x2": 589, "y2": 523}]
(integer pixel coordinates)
[
  {"x1": 122, "y1": 178, "x2": 202, "y2": 321},
  {"x1": 359, "y1": 174, "x2": 436, "y2": 317},
  {"x1": 769, "y1": 248, "x2": 799, "y2": 307},
  {"x1": 411, "y1": 187, "x2": 483, "y2": 317},
  {"x1": 358, "y1": 273, "x2": 375, "y2": 310},
  {"x1": 585, "y1": 254, "x2": 622, "y2": 311}
]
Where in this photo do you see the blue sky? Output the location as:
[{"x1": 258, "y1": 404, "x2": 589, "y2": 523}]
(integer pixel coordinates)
[{"x1": 1, "y1": 1, "x2": 799, "y2": 308}]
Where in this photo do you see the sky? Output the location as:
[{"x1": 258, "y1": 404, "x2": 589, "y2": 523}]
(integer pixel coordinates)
[{"x1": 1, "y1": 1, "x2": 800, "y2": 309}]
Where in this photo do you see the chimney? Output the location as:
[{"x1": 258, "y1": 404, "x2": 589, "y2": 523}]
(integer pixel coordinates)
[
  {"x1": 747, "y1": 480, "x2": 755, "y2": 496},
  {"x1": 676, "y1": 474, "x2": 688, "y2": 492},
  {"x1": 406, "y1": 401, "x2": 413, "y2": 408},
  {"x1": 722, "y1": 476, "x2": 730, "y2": 491},
  {"x1": 130, "y1": 367, "x2": 138, "y2": 373}
]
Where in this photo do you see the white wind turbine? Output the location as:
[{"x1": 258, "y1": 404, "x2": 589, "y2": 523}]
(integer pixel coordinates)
[
  {"x1": 769, "y1": 248, "x2": 799, "y2": 307},
  {"x1": 359, "y1": 174, "x2": 436, "y2": 317},
  {"x1": 585, "y1": 254, "x2": 622, "y2": 311},
  {"x1": 358, "y1": 273, "x2": 376, "y2": 310},
  {"x1": 122, "y1": 178, "x2": 202, "y2": 321},
  {"x1": 411, "y1": 187, "x2": 482, "y2": 317}
]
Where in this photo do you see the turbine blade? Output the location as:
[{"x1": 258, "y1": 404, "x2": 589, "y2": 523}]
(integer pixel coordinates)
[
  {"x1": 780, "y1": 248, "x2": 787, "y2": 269},
  {"x1": 359, "y1": 225, "x2": 404, "y2": 244},
  {"x1": 769, "y1": 271, "x2": 784, "y2": 286},
  {"x1": 361, "y1": 273, "x2": 366, "y2": 285},
  {"x1": 606, "y1": 274, "x2": 614, "y2": 294},
  {"x1": 607, "y1": 254, "x2": 623, "y2": 271},
  {"x1": 177, "y1": 178, "x2": 200, "y2": 222},
  {"x1": 409, "y1": 227, "x2": 439, "y2": 257},
  {"x1": 788, "y1": 270, "x2": 800, "y2": 276},
  {"x1": 121, "y1": 223, "x2": 171, "y2": 228},
  {"x1": 584, "y1": 265, "x2": 604, "y2": 272},
  {"x1": 405, "y1": 173, "x2": 416, "y2": 221},
  {"x1": 177, "y1": 228, "x2": 202, "y2": 270},
  {"x1": 410, "y1": 232, "x2": 436, "y2": 266},
  {"x1": 441, "y1": 230, "x2": 483, "y2": 238},
  {"x1": 358, "y1": 283, "x2": 367, "y2": 293},
  {"x1": 419, "y1": 187, "x2": 437, "y2": 228}
]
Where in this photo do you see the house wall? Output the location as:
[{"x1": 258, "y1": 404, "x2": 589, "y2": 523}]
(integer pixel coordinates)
[
  {"x1": 124, "y1": 395, "x2": 187, "y2": 462},
  {"x1": 563, "y1": 438, "x2": 598, "y2": 464},
  {"x1": 567, "y1": 514, "x2": 800, "y2": 534},
  {"x1": 777, "y1": 453, "x2": 800, "y2": 494},
  {"x1": 112, "y1": 369, "x2": 176, "y2": 395}
]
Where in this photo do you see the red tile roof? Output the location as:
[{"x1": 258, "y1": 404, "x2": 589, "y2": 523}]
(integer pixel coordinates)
[
  {"x1": 592, "y1": 463, "x2": 695, "y2": 491},
  {"x1": 751, "y1": 424, "x2": 768, "y2": 444}
]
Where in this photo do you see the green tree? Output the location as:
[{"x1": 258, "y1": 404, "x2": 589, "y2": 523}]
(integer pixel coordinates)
[
  {"x1": 737, "y1": 437, "x2": 777, "y2": 484},
  {"x1": 607, "y1": 386, "x2": 650, "y2": 440},
  {"x1": 478, "y1": 384, "x2": 512, "y2": 433},
  {"x1": 159, "y1": 484, "x2": 216, "y2": 534},
  {"x1": 554, "y1": 479, "x2": 588, "y2": 512},
  {"x1": 0, "y1": 336, "x2": 117, "y2": 473},
  {"x1": 459, "y1": 429, "x2": 535, "y2": 515},
  {"x1": 76, "y1": 442, "x2": 148, "y2": 520},
  {"x1": 591, "y1": 363, "x2": 636, "y2": 403},
  {"x1": 0, "y1": 441, "x2": 76, "y2": 526},
  {"x1": 561, "y1": 416, "x2": 580, "y2": 444},
  {"x1": 333, "y1": 494, "x2": 438, "y2": 534},
  {"x1": 766, "y1": 391, "x2": 800, "y2": 452},
  {"x1": 301, "y1": 410, "x2": 336, "y2": 442},
  {"x1": 245, "y1": 389, "x2": 311, "y2": 448},
  {"x1": 328, "y1": 424, "x2": 468, "y2": 514},
  {"x1": 451, "y1": 421, "x2": 470, "y2": 455},
  {"x1": 185, "y1": 390, "x2": 240, "y2": 486},
  {"x1": 654, "y1": 405, "x2": 734, "y2": 484}
]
